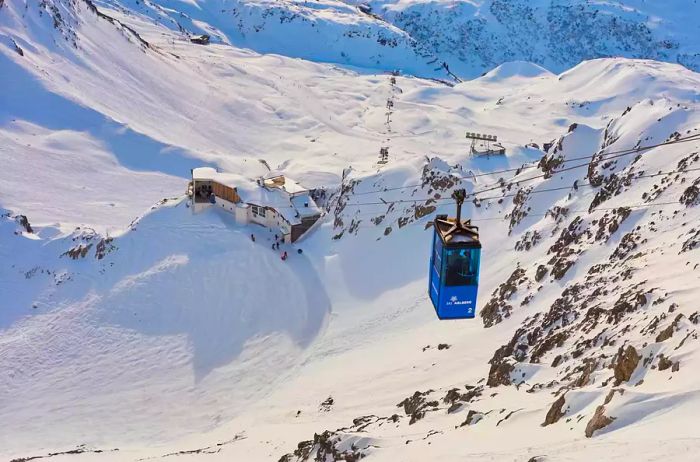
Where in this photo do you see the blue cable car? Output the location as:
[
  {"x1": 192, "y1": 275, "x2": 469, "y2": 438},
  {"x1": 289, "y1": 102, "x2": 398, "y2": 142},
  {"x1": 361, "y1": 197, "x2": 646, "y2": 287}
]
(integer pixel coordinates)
[{"x1": 428, "y1": 189, "x2": 481, "y2": 319}]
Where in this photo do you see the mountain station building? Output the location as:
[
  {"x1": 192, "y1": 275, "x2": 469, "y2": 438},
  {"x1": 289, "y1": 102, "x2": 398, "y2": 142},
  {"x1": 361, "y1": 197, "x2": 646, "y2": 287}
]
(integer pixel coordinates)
[{"x1": 188, "y1": 167, "x2": 322, "y2": 243}]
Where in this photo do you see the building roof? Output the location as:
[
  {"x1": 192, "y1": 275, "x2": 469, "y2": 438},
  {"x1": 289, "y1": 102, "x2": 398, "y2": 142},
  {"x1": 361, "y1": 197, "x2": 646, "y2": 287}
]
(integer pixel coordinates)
[
  {"x1": 261, "y1": 170, "x2": 308, "y2": 195},
  {"x1": 291, "y1": 193, "x2": 321, "y2": 218}
]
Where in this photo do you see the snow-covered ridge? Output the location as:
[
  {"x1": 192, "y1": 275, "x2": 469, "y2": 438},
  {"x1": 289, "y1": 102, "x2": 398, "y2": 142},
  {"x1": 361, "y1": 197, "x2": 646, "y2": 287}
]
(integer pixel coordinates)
[
  {"x1": 5, "y1": 0, "x2": 699, "y2": 79},
  {"x1": 92, "y1": 0, "x2": 442, "y2": 75},
  {"x1": 352, "y1": 0, "x2": 700, "y2": 77}
]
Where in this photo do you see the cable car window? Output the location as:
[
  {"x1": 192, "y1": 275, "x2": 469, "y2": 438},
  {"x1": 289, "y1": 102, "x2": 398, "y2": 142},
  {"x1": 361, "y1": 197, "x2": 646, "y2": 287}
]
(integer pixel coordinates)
[
  {"x1": 432, "y1": 235, "x2": 442, "y2": 273},
  {"x1": 443, "y1": 248, "x2": 479, "y2": 286}
]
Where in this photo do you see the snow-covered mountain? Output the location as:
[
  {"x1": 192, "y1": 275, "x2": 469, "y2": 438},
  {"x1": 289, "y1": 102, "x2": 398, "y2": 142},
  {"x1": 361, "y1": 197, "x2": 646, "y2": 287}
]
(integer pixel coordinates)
[
  {"x1": 1, "y1": 0, "x2": 700, "y2": 460},
  {"x1": 4, "y1": 0, "x2": 699, "y2": 80},
  {"x1": 357, "y1": 0, "x2": 700, "y2": 77}
]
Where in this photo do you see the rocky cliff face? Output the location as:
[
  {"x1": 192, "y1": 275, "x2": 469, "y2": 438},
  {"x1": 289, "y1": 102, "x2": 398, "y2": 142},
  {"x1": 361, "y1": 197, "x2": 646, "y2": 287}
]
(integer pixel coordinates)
[{"x1": 355, "y1": 0, "x2": 700, "y2": 77}]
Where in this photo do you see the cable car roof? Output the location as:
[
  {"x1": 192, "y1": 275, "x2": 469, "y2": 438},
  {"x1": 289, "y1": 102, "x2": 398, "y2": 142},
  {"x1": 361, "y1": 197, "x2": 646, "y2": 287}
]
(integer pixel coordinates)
[{"x1": 434, "y1": 214, "x2": 481, "y2": 248}]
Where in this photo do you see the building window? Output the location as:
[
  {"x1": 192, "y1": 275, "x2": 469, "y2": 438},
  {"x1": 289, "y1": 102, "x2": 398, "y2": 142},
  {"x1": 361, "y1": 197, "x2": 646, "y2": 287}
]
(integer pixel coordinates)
[{"x1": 251, "y1": 205, "x2": 265, "y2": 218}]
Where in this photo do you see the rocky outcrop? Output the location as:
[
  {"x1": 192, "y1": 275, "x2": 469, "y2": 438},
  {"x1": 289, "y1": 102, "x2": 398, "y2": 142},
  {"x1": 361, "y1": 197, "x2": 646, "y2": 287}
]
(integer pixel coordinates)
[
  {"x1": 397, "y1": 390, "x2": 438, "y2": 424},
  {"x1": 655, "y1": 325, "x2": 674, "y2": 343},
  {"x1": 279, "y1": 430, "x2": 367, "y2": 462},
  {"x1": 459, "y1": 410, "x2": 485, "y2": 427},
  {"x1": 94, "y1": 237, "x2": 115, "y2": 260},
  {"x1": 16, "y1": 215, "x2": 33, "y2": 233},
  {"x1": 585, "y1": 405, "x2": 615, "y2": 437},
  {"x1": 612, "y1": 345, "x2": 641, "y2": 385},
  {"x1": 542, "y1": 394, "x2": 566, "y2": 426},
  {"x1": 680, "y1": 182, "x2": 700, "y2": 206},
  {"x1": 481, "y1": 267, "x2": 528, "y2": 327},
  {"x1": 319, "y1": 396, "x2": 334, "y2": 412},
  {"x1": 515, "y1": 230, "x2": 541, "y2": 251},
  {"x1": 603, "y1": 388, "x2": 624, "y2": 405},
  {"x1": 62, "y1": 243, "x2": 93, "y2": 259},
  {"x1": 487, "y1": 357, "x2": 515, "y2": 387}
]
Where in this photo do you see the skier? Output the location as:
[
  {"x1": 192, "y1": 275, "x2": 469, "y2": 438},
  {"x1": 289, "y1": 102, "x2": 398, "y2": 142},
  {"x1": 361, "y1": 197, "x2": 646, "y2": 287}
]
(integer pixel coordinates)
[
  {"x1": 281, "y1": 251, "x2": 288, "y2": 261},
  {"x1": 250, "y1": 234, "x2": 255, "y2": 242}
]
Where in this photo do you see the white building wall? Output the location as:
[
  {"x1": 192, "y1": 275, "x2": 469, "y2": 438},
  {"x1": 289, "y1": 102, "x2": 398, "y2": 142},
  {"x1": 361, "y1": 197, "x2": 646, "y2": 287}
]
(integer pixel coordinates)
[
  {"x1": 214, "y1": 196, "x2": 237, "y2": 215},
  {"x1": 199, "y1": 196, "x2": 293, "y2": 242},
  {"x1": 192, "y1": 202, "x2": 212, "y2": 213},
  {"x1": 235, "y1": 204, "x2": 249, "y2": 224}
]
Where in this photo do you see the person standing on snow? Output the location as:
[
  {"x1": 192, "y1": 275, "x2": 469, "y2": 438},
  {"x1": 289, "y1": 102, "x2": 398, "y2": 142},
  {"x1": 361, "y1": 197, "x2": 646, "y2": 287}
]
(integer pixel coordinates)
[
  {"x1": 251, "y1": 234, "x2": 255, "y2": 242},
  {"x1": 281, "y1": 251, "x2": 288, "y2": 261}
]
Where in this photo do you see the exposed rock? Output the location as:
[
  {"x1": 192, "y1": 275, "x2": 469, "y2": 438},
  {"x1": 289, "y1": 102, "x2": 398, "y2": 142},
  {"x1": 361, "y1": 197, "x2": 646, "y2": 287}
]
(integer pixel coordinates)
[
  {"x1": 603, "y1": 388, "x2": 624, "y2": 405},
  {"x1": 414, "y1": 204, "x2": 436, "y2": 220},
  {"x1": 280, "y1": 430, "x2": 367, "y2": 462},
  {"x1": 515, "y1": 230, "x2": 541, "y2": 251},
  {"x1": 16, "y1": 215, "x2": 33, "y2": 233},
  {"x1": 486, "y1": 357, "x2": 515, "y2": 387},
  {"x1": 397, "y1": 391, "x2": 438, "y2": 424},
  {"x1": 594, "y1": 207, "x2": 630, "y2": 242},
  {"x1": 62, "y1": 243, "x2": 93, "y2": 259},
  {"x1": 481, "y1": 267, "x2": 528, "y2": 327},
  {"x1": 538, "y1": 150, "x2": 564, "y2": 179},
  {"x1": 655, "y1": 325, "x2": 674, "y2": 343},
  {"x1": 542, "y1": 394, "x2": 566, "y2": 426},
  {"x1": 442, "y1": 388, "x2": 463, "y2": 405},
  {"x1": 681, "y1": 228, "x2": 700, "y2": 253},
  {"x1": 610, "y1": 231, "x2": 642, "y2": 262},
  {"x1": 657, "y1": 354, "x2": 673, "y2": 371},
  {"x1": 680, "y1": 182, "x2": 700, "y2": 206},
  {"x1": 11, "y1": 38, "x2": 24, "y2": 57},
  {"x1": 612, "y1": 345, "x2": 641, "y2": 385},
  {"x1": 459, "y1": 410, "x2": 484, "y2": 427},
  {"x1": 690, "y1": 312, "x2": 699, "y2": 324},
  {"x1": 606, "y1": 287, "x2": 649, "y2": 325},
  {"x1": 530, "y1": 331, "x2": 568, "y2": 364},
  {"x1": 83, "y1": 0, "x2": 151, "y2": 49},
  {"x1": 585, "y1": 405, "x2": 615, "y2": 437},
  {"x1": 535, "y1": 264, "x2": 548, "y2": 282},
  {"x1": 447, "y1": 402, "x2": 463, "y2": 414},
  {"x1": 655, "y1": 313, "x2": 684, "y2": 343},
  {"x1": 94, "y1": 237, "x2": 115, "y2": 260},
  {"x1": 9, "y1": 446, "x2": 119, "y2": 462},
  {"x1": 547, "y1": 216, "x2": 589, "y2": 280},
  {"x1": 320, "y1": 396, "x2": 334, "y2": 412},
  {"x1": 551, "y1": 355, "x2": 563, "y2": 367},
  {"x1": 572, "y1": 359, "x2": 597, "y2": 388},
  {"x1": 506, "y1": 187, "x2": 533, "y2": 233}
]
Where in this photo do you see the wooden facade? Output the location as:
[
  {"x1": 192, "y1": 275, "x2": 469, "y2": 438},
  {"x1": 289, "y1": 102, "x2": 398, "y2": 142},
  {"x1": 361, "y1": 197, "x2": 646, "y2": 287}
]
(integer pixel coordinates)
[{"x1": 212, "y1": 181, "x2": 240, "y2": 203}]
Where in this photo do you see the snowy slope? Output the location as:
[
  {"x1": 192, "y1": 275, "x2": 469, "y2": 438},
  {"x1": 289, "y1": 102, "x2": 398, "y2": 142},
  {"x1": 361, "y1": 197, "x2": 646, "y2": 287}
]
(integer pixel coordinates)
[
  {"x1": 2, "y1": 0, "x2": 700, "y2": 460},
  {"x1": 92, "y1": 0, "x2": 441, "y2": 75}
]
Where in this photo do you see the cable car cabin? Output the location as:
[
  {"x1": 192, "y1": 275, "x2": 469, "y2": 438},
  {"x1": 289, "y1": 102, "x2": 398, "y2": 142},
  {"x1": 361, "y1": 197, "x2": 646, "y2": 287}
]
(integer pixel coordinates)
[{"x1": 428, "y1": 190, "x2": 481, "y2": 319}]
